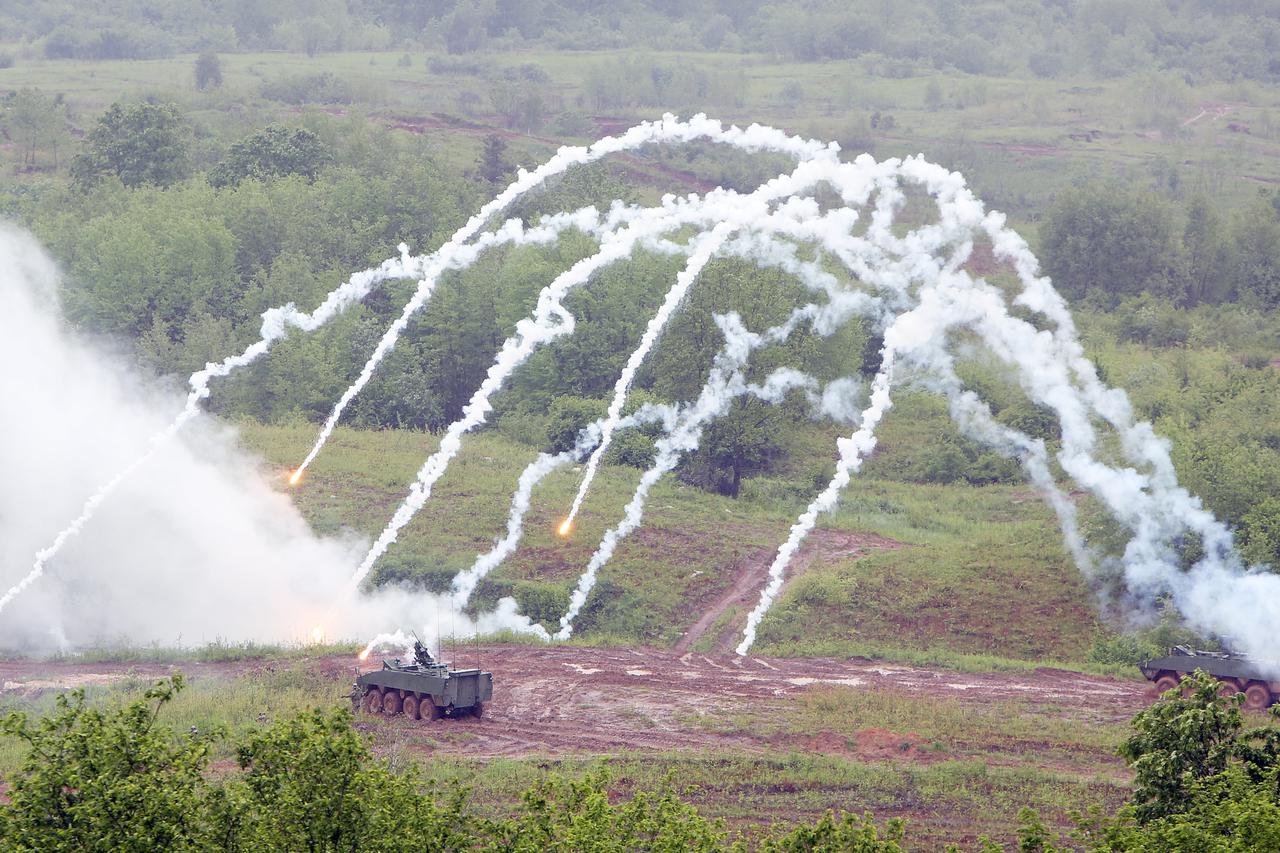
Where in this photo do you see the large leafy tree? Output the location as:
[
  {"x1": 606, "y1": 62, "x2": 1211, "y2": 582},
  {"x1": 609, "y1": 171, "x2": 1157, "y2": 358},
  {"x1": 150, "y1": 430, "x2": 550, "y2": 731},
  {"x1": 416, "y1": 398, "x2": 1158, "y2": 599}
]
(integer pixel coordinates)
[
  {"x1": 70, "y1": 101, "x2": 190, "y2": 189},
  {"x1": 1039, "y1": 184, "x2": 1184, "y2": 305},
  {"x1": 209, "y1": 125, "x2": 332, "y2": 188}
]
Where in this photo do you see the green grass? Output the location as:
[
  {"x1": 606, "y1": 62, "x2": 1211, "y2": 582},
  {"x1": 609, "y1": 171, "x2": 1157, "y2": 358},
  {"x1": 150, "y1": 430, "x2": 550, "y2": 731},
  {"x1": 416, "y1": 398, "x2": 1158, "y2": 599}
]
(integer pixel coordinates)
[
  {"x1": 3, "y1": 48, "x2": 1279, "y2": 226},
  {"x1": 228, "y1": 418, "x2": 1111, "y2": 672}
]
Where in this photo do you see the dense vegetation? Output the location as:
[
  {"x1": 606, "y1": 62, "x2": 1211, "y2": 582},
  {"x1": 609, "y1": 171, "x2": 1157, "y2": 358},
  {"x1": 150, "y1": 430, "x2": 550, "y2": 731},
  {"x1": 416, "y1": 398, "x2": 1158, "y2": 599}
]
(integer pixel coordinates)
[
  {"x1": 2, "y1": 1, "x2": 1279, "y2": 84},
  {"x1": 2, "y1": 671, "x2": 1278, "y2": 851}
]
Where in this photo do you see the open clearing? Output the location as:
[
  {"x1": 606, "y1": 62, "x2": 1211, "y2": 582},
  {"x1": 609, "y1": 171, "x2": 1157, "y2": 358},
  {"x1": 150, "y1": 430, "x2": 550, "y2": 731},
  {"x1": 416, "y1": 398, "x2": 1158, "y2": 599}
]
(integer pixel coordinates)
[{"x1": 0, "y1": 645, "x2": 1148, "y2": 758}]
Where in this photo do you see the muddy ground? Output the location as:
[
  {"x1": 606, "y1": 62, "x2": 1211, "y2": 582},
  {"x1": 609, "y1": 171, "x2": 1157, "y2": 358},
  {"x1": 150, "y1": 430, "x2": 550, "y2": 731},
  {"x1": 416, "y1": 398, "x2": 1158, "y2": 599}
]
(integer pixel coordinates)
[{"x1": 0, "y1": 644, "x2": 1149, "y2": 758}]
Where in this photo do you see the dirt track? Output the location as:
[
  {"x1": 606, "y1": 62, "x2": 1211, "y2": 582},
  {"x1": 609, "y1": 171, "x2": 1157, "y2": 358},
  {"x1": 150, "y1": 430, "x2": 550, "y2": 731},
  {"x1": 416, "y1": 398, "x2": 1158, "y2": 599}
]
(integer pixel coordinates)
[
  {"x1": 357, "y1": 644, "x2": 1148, "y2": 758},
  {"x1": 0, "y1": 645, "x2": 1150, "y2": 760}
]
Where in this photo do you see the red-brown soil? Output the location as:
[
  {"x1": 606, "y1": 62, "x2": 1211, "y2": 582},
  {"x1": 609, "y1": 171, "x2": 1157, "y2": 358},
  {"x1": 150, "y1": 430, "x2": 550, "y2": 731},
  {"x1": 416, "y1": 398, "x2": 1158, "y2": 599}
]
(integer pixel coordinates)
[{"x1": 0, "y1": 646, "x2": 1149, "y2": 758}]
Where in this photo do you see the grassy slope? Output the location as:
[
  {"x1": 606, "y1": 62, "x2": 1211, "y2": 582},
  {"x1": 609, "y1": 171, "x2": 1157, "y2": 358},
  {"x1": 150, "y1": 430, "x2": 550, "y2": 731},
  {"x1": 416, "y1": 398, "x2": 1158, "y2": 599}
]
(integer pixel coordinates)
[{"x1": 237, "y1": 419, "x2": 1104, "y2": 670}]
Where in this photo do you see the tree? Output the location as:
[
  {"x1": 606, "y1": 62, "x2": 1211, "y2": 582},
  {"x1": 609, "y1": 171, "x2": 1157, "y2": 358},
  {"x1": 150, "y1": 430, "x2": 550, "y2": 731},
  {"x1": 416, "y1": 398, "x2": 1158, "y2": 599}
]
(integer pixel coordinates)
[
  {"x1": 1119, "y1": 670, "x2": 1247, "y2": 823},
  {"x1": 0, "y1": 676, "x2": 217, "y2": 852},
  {"x1": 209, "y1": 125, "x2": 332, "y2": 188},
  {"x1": 194, "y1": 51, "x2": 223, "y2": 90},
  {"x1": 4, "y1": 88, "x2": 67, "y2": 170},
  {"x1": 478, "y1": 133, "x2": 513, "y2": 185},
  {"x1": 1038, "y1": 184, "x2": 1183, "y2": 304},
  {"x1": 1182, "y1": 196, "x2": 1230, "y2": 305},
  {"x1": 1231, "y1": 202, "x2": 1280, "y2": 309},
  {"x1": 70, "y1": 101, "x2": 190, "y2": 189},
  {"x1": 224, "y1": 707, "x2": 469, "y2": 851}
]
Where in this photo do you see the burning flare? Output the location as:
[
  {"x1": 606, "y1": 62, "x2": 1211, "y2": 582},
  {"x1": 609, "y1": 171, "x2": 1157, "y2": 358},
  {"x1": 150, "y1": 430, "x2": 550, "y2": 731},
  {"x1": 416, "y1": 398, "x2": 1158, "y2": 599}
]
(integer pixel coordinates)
[
  {"x1": 557, "y1": 519, "x2": 572, "y2": 537},
  {"x1": 288, "y1": 469, "x2": 303, "y2": 486},
  {"x1": 310, "y1": 625, "x2": 324, "y2": 644}
]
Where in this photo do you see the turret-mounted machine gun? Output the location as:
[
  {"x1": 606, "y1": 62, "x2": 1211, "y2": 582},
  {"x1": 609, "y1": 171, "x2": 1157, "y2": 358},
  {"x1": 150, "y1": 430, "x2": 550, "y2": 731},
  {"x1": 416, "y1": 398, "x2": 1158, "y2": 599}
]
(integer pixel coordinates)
[{"x1": 354, "y1": 634, "x2": 492, "y2": 720}]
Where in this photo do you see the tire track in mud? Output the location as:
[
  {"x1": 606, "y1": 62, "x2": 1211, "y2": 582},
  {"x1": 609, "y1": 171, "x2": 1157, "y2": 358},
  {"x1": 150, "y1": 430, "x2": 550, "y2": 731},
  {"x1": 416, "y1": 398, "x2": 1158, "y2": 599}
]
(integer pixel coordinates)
[{"x1": 0, "y1": 645, "x2": 1150, "y2": 761}]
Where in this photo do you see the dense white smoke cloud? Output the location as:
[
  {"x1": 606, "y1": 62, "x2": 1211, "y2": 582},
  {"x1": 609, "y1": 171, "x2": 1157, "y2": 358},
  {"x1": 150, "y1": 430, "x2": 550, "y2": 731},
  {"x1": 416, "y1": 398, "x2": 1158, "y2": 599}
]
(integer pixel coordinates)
[{"x1": 0, "y1": 226, "x2": 542, "y2": 651}]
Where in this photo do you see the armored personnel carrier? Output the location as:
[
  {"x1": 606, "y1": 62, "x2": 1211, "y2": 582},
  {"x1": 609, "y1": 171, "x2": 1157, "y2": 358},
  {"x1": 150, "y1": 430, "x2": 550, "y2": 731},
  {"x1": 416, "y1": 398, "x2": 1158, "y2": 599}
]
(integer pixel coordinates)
[
  {"x1": 1140, "y1": 645, "x2": 1279, "y2": 711},
  {"x1": 354, "y1": 638, "x2": 492, "y2": 720}
]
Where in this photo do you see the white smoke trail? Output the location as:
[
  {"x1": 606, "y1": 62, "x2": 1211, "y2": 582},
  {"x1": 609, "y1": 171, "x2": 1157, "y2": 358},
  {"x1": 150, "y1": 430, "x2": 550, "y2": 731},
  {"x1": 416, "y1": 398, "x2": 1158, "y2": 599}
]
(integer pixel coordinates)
[
  {"x1": 449, "y1": 221, "x2": 876, "y2": 609},
  {"x1": 295, "y1": 114, "x2": 838, "y2": 482},
  {"x1": 347, "y1": 159, "x2": 849, "y2": 592},
  {"x1": 450, "y1": 403, "x2": 677, "y2": 607},
  {"x1": 554, "y1": 307, "x2": 832, "y2": 640},
  {"x1": 0, "y1": 247, "x2": 427, "y2": 615},
  {"x1": 736, "y1": 348, "x2": 898, "y2": 655}
]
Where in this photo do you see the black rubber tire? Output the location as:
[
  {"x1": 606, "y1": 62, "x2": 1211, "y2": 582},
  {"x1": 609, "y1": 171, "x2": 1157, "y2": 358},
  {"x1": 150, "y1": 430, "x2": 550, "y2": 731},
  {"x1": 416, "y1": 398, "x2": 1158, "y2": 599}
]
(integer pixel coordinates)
[
  {"x1": 1153, "y1": 674, "x2": 1180, "y2": 695},
  {"x1": 382, "y1": 690, "x2": 403, "y2": 716},
  {"x1": 363, "y1": 688, "x2": 383, "y2": 714},
  {"x1": 403, "y1": 694, "x2": 420, "y2": 721},
  {"x1": 471, "y1": 701, "x2": 485, "y2": 719},
  {"x1": 419, "y1": 697, "x2": 442, "y2": 721}
]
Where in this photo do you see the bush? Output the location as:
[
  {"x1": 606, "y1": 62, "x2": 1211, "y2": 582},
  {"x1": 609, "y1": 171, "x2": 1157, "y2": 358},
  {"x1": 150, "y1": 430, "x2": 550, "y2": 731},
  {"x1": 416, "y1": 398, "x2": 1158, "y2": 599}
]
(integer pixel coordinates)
[{"x1": 259, "y1": 72, "x2": 355, "y2": 105}]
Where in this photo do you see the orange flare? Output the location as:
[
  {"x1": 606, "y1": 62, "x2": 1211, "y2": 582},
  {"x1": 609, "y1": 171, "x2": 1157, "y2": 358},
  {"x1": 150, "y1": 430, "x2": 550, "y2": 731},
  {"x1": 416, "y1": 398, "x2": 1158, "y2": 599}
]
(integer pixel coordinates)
[
  {"x1": 358, "y1": 649, "x2": 370, "y2": 661},
  {"x1": 310, "y1": 625, "x2": 324, "y2": 644},
  {"x1": 557, "y1": 519, "x2": 572, "y2": 537},
  {"x1": 288, "y1": 469, "x2": 303, "y2": 486}
]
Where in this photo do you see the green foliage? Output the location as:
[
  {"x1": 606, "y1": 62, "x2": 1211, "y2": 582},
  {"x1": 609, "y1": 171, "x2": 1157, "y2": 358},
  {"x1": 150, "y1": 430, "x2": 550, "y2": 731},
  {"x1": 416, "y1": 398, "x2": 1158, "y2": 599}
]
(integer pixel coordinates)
[
  {"x1": 762, "y1": 811, "x2": 906, "y2": 851},
  {"x1": 194, "y1": 51, "x2": 223, "y2": 90},
  {"x1": 70, "y1": 101, "x2": 190, "y2": 190},
  {"x1": 209, "y1": 125, "x2": 332, "y2": 188},
  {"x1": 1120, "y1": 670, "x2": 1246, "y2": 823},
  {"x1": 224, "y1": 707, "x2": 470, "y2": 852},
  {"x1": 1039, "y1": 184, "x2": 1182, "y2": 305},
  {"x1": 1241, "y1": 497, "x2": 1280, "y2": 567},
  {"x1": 0, "y1": 675, "x2": 217, "y2": 852},
  {"x1": 488, "y1": 770, "x2": 729, "y2": 851}
]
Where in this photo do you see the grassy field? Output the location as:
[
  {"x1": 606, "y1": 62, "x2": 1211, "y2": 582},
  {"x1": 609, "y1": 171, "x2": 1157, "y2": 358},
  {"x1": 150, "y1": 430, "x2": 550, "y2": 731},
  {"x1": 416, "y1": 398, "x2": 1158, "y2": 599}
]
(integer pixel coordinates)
[
  {"x1": 230, "y1": 418, "x2": 1112, "y2": 671},
  {"x1": 3, "y1": 48, "x2": 1279, "y2": 225}
]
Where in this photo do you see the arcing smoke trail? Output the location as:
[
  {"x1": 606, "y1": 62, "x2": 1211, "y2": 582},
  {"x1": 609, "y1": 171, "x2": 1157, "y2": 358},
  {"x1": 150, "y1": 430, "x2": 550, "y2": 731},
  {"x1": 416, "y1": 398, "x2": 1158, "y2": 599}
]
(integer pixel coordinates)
[
  {"x1": 347, "y1": 157, "x2": 844, "y2": 592},
  {"x1": 450, "y1": 404, "x2": 676, "y2": 607},
  {"x1": 554, "y1": 306, "x2": 835, "y2": 640},
  {"x1": 1, "y1": 246, "x2": 422, "y2": 616},
  {"x1": 736, "y1": 347, "x2": 897, "y2": 655},
  {"x1": 449, "y1": 221, "x2": 875, "y2": 613},
  {"x1": 296, "y1": 114, "x2": 837, "y2": 483}
]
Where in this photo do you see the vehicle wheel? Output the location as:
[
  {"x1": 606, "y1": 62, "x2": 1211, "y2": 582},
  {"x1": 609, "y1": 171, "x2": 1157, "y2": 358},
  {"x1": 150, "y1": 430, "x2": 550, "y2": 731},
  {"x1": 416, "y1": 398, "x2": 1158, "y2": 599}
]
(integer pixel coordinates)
[
  {"x1": 1153, "y1": 674, "x2": 1180, "y2": 695},
  {"x1": 419, "y1": 697, "x2": 441, "y2": 721},
  {"x1": 1244, "y1": 682, "x2": 1272, "y2": 711},
  {"x1": 1217, "y1": 678, "x2": 1243, "y2": 698},
  {"x1": 471, "y1": 701, "x2": 484, "y2": 719},
  {"x1": 363, "y1": 688, "x2": 383, "y2": 714},
  {"x1": 403, "y1": 694, "x2": 420, "y2": 721},
  {"x1": 383, "y1": 690, "x2": 403, "y2": 716}
]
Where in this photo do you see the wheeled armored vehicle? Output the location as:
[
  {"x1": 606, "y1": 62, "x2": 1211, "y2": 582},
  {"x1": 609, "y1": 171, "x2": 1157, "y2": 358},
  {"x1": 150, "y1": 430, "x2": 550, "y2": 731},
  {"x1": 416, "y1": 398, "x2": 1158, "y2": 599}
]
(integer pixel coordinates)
[
  {"x1": 354, "y1": 638, "x2": 492, "y2": 720},
  {"x1": 1140, "y1": 645, "x2": 1279, "y2": 711}
]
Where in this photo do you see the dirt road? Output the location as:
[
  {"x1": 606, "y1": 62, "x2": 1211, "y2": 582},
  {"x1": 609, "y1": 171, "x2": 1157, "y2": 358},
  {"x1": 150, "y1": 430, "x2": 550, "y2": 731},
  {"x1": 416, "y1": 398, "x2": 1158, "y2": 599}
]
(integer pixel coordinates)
[{"x1": 0, "y1": 645, "x2": 1150, "y2": 759}]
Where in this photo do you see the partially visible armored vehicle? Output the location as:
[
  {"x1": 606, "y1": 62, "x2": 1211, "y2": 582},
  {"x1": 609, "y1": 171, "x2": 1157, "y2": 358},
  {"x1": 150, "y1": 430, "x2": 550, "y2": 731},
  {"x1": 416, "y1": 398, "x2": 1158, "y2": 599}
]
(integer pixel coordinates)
[
  {"x1": 354, "y1": 638, "x2": 492, "y2": 720},
  {"x1": 1140, "y1": 645, "x2": 1279, "y2": 711}
]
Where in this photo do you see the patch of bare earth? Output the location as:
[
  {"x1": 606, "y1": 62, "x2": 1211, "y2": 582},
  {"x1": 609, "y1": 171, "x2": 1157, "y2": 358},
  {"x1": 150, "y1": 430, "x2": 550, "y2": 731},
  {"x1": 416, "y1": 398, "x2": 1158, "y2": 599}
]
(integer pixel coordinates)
[{"x1": 674, "y1": 528, "x2": 905, "y2": 655}]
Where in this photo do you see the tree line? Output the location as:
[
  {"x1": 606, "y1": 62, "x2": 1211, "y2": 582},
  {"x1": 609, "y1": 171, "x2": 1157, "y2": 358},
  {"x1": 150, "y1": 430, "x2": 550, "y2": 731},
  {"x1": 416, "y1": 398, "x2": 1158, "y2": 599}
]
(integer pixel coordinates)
[{"x1": 1, "y1": 1, "x2": 1279, "y2": 83}]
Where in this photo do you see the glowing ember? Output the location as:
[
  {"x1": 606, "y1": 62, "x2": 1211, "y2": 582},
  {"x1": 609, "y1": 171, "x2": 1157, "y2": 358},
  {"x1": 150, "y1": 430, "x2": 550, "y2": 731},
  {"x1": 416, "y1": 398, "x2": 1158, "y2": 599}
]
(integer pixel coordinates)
[
  {"x1": 310, "y1": 625, "x2": 324, "y2": 643},
  {"x1": 357, "y1": 649, "x2": 371, "y2": 661},
  {"x1": 557, "y1": 519, "x2": 572, "y2": 537},
  {"x1": 288, "y1": 469, "x2": 303, "y2": 486}
]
